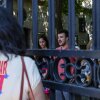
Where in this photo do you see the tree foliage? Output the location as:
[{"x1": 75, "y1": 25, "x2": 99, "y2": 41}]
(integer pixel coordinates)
[
  {"x1": 62, "y1": 0, "x2": 92, "y2": 16},
  {"x1": 39, "y1": 0, "x2": 92, "y2": 31},
  {"x1": 41, "y1": 0, "x2": 92, "y2": 16}
]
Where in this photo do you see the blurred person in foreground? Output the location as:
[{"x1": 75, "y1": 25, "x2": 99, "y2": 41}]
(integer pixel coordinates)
[{"x1": 0, "y1": 7, "x2": 45, "y2": 100}]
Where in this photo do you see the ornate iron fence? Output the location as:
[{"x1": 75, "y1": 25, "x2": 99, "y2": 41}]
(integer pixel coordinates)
[{"x1": 4, "y1": 0, "x2": 100, "y2": 100}]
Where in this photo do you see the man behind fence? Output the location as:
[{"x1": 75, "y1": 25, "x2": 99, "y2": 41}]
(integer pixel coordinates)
[{"x1": 56, "y1": 30, "x2": 70, "y2": 100}]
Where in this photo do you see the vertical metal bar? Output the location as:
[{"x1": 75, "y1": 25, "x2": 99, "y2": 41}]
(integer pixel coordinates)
[
  {"x1": 92, "y1": 0, "x2": 100, "y2": 50},
  {"x1": 32, "y1": 0, "x2": 38, "y2": 49},
  {"x1": 92, "y1": 0, "x2": 99, "y2": 99},
  {"x1": 68, "y1": 0, "x2": 80, "y2": 94},
  {"x1": 68, "y1": 0, "x2": 75, "y2": 50},
  {"x1": 48, "y1": 0, "x2": 55, "y2": 49},
  {"x1": 6, "y1": 0, "x2": 13, "y2": 15},
  {"x1": 18, "y1": 0, "x2": 23, "y2": 27}
]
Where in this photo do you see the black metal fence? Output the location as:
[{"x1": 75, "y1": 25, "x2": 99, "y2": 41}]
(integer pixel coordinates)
[{"x1": 3, "y1": 0, "x2": 100, "y2": 100}]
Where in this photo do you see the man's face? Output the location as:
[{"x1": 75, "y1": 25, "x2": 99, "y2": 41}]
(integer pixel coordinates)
[{"x1": 57, "y1": 33, "x2": 68, "y2": 46}]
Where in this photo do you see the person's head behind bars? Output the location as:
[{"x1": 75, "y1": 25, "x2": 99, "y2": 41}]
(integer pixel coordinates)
[
  {"x1": 57, "y1": 30, "x2": 68, "y2": 47},
  {"x1": 38, "y1": 34, "x2": 49, "y2": 49},
  {"x1": 0, "y1": 7, "x2": 26, "y2": 55}
]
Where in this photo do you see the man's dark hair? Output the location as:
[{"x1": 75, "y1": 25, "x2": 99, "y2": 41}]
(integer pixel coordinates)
[
  {"x1": 0, "y1": 7, "x2": 26, "y2": 58},
  {"x1": 58, "y1": 30, "x2": 69, "y2": 37}
]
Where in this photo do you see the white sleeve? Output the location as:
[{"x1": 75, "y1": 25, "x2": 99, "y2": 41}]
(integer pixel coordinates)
[{"x1": 25, "y1": 57, "x2": 41, "y2": 90}]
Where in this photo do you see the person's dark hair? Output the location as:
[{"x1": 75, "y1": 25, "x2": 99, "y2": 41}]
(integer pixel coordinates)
[
  {"x1": 38, "y1": 34, "x2": 49, "y2": 49},
  {"x1": 0, "y1": 7, "x2": 26, "y2": 57},
  {"x1": 58, "y1": 30, "x2": 68, "y2": 37}
]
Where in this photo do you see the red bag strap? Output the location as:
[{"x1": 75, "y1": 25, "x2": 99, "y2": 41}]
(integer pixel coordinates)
[
  {"x1": 20, "y1": 56, "x2": 34, "y2": 100},
  {"x1": 19, "y1": 57, "x2": 24, "y2": 100}
]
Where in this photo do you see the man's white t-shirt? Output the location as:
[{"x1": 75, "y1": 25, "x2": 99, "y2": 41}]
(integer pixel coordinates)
[{"x1": 0, "y1": 53, "x2": 41, "y2": 100}]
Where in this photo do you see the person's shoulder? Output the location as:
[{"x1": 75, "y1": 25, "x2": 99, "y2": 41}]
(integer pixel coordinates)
[
  {"x1": 23, "y1": 56, "x2": 34, "y2": 61},
  {"x1": 56, "y1": 47, "x2": 61, "y2": 50},
  {"x1": 23, "y1": 56, "x2": 35, "y2": 64},
  {"x1": 75, "y1": 46, "x2": 80, "y2": 50},
  {"x1": 23, "y1": 56, "x2": 37, "y2": 71}
]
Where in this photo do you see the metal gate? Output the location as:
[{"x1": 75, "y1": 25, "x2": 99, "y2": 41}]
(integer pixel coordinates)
[{"x1": 3, "y1": 0, "x2": 100, "y2": 100}]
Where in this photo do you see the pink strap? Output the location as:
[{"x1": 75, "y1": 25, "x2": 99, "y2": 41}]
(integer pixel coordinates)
[{"x1": 20, "y1": 56, "x2": 34, "y2": 100}]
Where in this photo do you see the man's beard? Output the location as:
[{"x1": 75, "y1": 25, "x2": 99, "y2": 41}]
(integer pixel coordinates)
[{"x1": 58, "y1": 41, "x2": 67, "y2": 47}]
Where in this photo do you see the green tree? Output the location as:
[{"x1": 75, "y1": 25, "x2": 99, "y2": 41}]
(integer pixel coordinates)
[
  {"x1": 54, "y1": 0, "x2": 92, "y2": 32},
  {"x1": 39, "y1": 0, "x2": 92, "y2": 32}
]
